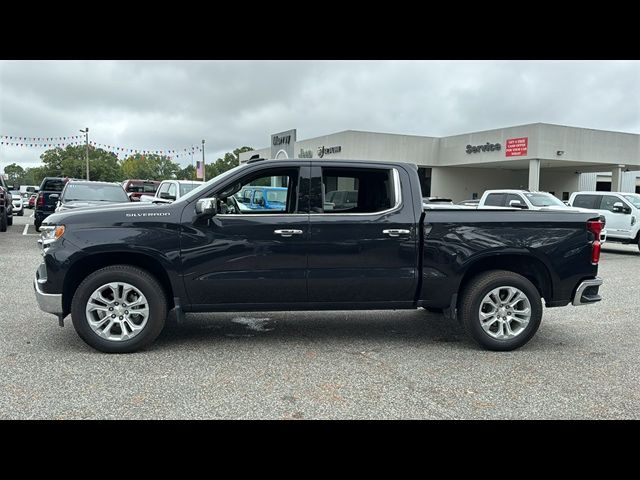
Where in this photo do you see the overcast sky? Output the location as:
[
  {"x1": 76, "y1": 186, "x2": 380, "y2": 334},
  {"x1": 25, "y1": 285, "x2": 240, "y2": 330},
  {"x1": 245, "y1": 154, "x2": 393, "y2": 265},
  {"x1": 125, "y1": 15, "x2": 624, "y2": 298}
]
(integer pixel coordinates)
[{"x1": 1, "y1": 60, "x2": 639, "y2": 171}]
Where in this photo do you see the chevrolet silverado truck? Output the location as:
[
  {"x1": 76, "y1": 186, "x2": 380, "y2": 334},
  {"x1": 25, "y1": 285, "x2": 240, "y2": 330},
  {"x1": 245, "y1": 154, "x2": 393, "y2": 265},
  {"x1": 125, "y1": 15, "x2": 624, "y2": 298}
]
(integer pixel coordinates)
[{"x1": 34, "y1": 158, "x2": 604, "y2": 353}]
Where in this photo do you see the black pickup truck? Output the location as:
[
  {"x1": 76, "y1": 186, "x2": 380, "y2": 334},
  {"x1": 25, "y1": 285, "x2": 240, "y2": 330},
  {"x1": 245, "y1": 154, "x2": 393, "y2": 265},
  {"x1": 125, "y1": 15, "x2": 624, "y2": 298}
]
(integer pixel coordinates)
[{"x1": 34, "y1": 158, "x2": 604, "y2": 353}]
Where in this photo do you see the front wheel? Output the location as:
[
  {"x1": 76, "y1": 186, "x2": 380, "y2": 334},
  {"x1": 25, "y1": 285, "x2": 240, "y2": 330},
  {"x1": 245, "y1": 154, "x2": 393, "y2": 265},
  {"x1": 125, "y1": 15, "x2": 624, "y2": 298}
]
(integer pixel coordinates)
[
  {"x1": 18, "y1": 209, "x2": 23, "y2": 216},
  {"x1": 0, "y1": 210, "x2": 6, "y2": 232},
  {"x1": 34, "y1": 217, "x2": 42, "y2": 232},
  {"x1": 71, "y1": 265, "x2": 168, "y2": 353},
  {"x1": 459, "y1": 270, "x2": 542, "y2": 351},
  {"x1": 7, "y1": 213, "x2": 12, "y2": 226}
]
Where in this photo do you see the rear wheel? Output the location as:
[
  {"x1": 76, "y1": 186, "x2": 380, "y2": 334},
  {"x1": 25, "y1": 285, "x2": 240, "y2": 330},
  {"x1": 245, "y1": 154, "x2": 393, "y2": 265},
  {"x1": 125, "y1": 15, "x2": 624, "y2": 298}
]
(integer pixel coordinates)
[
  {"x1": 459, "y1": 270, "x2": 542, "y2": 351},
  {"x1": 7, "y1": 212, "x2": 12, "y2": 226},
  {"x1": 0, "y1": 210, "x2": 6, "y2": 232},
  {"x1": 34, "y1": 217, "x2": 41, "y2": 232},
  {"x1": 71, "y1": 265, "x2": 168, "y2": 353}
]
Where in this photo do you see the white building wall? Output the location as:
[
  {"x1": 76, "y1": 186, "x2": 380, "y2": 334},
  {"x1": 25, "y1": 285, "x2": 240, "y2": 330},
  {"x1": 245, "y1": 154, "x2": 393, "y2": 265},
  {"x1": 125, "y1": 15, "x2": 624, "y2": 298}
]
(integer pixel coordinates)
[
  {"x1": 579, "y1": 172, "x2": 598, "y2": 191},
  {"x1": 430, "y1": 167, "x2": 528, "y2": 202},
  {"x1": 539, "y1": 170, "x2": 580, "y2": 198}
]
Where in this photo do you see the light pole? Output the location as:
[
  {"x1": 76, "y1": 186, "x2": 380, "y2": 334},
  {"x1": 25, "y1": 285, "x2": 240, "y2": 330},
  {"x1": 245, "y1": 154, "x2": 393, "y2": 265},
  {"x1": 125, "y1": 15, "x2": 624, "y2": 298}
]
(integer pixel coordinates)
[
  {"x1": 202, "y1": 139, "x2": 206, "y2": 182},
  {"x1": 79, "y1": 128, "x2": 89, "y2": 180}
]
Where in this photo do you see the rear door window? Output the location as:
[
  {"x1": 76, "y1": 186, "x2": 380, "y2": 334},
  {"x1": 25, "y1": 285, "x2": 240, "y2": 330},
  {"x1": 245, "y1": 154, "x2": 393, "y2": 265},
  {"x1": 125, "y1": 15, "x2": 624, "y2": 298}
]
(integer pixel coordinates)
[
  {"x1": 484, "y1": 193, "x2": 506, "y2": 206},
  {"x1": 572, "y1": 194, "x2": 599, "y2": 209}
]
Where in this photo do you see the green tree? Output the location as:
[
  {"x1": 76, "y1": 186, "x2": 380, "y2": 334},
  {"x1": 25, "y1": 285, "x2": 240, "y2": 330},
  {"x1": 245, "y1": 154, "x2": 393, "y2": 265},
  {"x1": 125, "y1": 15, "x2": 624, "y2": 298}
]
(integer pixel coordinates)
[
  {"x1": 176, "y1": 164, "x2": 196, "y2": 180},
  {"x1": 204, "y1": 146, "x2": 253, "y2": 180},
  {"x1": 120, "y1": 154, "x2": 181, "y2": 181},
  {"x1": 3, "y1": 163, "x2": 25, "y2": 184},
  {"x1": 23, "y1": 166, "x2": 49, "y2": 186},
  {"x1": 40, "y1": 145, "x2": 123, "y2": 182}
]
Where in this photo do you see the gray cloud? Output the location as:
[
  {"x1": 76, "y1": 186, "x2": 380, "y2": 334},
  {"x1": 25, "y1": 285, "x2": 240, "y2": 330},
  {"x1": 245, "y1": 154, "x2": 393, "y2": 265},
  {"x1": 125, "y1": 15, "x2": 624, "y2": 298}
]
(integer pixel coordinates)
[{"x1": 1, "y1": 60, "x2": 638, "y2": 171}]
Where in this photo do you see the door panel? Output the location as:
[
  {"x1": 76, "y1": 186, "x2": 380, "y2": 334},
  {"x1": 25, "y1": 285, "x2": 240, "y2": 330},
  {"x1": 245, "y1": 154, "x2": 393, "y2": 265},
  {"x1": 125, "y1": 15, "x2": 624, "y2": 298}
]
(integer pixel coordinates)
[
  {"x1": 307, "y1": 164, "x2": 419, "y2": 304},
  {"x1": 180, "y1": 164, "x2": 310, "y2": 307},
  {"x1": 599, "y1": 195, "x2": 632, "y2": 234}
]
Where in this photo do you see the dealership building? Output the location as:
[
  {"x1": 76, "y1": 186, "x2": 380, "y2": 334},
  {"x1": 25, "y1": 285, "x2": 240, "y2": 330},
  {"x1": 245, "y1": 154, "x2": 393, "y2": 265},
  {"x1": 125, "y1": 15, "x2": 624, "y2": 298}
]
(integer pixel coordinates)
[{"x1": 239, "y1": 123, "x2": 640, "y2": 202}]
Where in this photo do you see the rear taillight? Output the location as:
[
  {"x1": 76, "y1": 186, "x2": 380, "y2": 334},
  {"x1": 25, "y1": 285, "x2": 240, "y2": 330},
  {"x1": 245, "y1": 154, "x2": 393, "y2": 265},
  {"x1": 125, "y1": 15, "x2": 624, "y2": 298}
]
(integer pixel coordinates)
[
  {"x1": 37, "y1": 194, "x2": 44, "y2": 206},
  {"x1": 587, "y1": 219, "x2": 604, "y2": 265}
]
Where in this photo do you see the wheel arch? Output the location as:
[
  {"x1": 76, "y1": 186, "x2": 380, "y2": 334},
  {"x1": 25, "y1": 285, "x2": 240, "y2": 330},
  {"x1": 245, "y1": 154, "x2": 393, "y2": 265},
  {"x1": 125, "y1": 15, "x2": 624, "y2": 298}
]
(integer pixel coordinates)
[
  {"x1": 62, "y1": 252, "x2": 176, "y2": 315},
  {"x1": 458, "y1": 254, "x2": 553, "y2": 304}
]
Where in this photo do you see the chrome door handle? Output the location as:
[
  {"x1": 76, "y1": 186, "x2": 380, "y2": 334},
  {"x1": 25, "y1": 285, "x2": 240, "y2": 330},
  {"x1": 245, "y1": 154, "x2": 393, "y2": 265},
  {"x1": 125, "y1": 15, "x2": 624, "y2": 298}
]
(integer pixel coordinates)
[
  {"x1": 383, "y1": 229, "x2": 410, "y2": 237},
  {"x1": 274, "y1": 229, "x2": 303, "y2": 238}
]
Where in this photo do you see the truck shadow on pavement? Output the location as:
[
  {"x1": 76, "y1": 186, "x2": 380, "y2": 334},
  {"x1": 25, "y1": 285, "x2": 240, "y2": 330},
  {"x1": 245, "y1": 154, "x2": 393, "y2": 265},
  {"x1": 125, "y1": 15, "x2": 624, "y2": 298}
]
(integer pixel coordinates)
[{"x1": 153, "y1": 310, "x2": 472, "y2": 349}]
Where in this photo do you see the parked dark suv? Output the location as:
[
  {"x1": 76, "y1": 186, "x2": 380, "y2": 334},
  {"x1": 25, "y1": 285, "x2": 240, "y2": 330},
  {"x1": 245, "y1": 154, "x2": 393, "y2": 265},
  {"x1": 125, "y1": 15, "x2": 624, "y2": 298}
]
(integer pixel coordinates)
[
  {"x1": 0, "y1": 175, "x2": 14, "y2": 231},
  {"x1": 35, "y1": 177, "x2": 69, "y2": 232}
]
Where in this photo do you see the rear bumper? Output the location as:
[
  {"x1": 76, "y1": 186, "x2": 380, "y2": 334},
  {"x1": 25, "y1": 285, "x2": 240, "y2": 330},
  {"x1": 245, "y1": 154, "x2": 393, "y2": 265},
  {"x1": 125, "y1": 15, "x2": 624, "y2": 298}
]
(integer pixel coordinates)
[{"x1": 572, "y1": 277, "x2": 603, "y2": 306}]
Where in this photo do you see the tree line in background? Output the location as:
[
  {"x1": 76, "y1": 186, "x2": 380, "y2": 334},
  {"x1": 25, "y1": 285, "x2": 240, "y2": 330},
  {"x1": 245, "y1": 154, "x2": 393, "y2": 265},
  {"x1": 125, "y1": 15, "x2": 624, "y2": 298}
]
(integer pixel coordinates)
[{"x1": 1, "y1": 145, "x2": 254, "y2": 187}]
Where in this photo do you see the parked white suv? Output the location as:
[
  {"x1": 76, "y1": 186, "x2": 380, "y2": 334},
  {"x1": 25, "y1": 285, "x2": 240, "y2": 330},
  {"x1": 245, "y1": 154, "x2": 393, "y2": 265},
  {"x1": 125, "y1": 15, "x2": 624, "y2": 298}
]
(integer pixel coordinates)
[
  {"x1": 569, "y1": 191, "x2": 640, "y2": 251},
  {"x1": 9, "y1": 190, "x2": 23, "y2": 216}
]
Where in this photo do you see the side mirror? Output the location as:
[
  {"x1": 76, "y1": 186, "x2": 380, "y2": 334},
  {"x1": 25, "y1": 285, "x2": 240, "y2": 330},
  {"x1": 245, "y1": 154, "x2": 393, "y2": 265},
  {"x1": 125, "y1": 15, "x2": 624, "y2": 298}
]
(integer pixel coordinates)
[
  {"x1": 509, "y1": 199, "x2": 526, "y2": 209},
  {"x1": 195, "y1": 197, "x2": 218, "y2": 216},
  {"x1": 50, "y1": 194, "x2": 59, "y2": 200},
  {"x1": 159, "y1": 191, "x2": 176, "y2": 201},
  {"x1": 612, "y1": 202, "x2": 631, "y2": 214}
]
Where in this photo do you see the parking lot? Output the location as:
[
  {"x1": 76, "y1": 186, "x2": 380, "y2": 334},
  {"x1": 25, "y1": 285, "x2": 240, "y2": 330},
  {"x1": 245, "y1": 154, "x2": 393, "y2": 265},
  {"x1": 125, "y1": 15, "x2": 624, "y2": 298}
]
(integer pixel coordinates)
[{"x1": 1, "y1": 212, "x2": 639, "y2": 419}]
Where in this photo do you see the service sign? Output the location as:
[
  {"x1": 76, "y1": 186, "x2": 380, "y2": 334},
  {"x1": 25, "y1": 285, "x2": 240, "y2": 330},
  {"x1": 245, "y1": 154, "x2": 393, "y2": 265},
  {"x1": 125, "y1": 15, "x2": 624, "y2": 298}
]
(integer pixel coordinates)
[{"x1": 505, "y1": 137, "x2": 528, "y2": 157}]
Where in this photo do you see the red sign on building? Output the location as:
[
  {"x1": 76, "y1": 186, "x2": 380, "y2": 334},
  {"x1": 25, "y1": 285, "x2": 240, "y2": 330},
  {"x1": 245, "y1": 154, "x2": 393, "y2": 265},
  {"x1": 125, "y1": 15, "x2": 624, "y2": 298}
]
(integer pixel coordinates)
[{"x1": 505, "y1": 137, "x2": 528, "y2": 157}]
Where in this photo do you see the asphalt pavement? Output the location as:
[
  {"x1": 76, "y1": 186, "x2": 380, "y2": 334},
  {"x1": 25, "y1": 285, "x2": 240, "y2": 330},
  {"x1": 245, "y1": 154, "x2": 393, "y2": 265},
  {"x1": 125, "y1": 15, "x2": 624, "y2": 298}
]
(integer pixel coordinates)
[{"x1": 1, "y1": 211, "x2": 639, "y2": 419}]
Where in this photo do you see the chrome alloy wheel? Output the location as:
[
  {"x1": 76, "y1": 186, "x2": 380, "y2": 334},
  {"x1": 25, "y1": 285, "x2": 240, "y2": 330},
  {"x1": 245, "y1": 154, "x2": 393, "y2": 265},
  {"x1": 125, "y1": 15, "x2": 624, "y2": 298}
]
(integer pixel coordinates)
[
  {"x1": 85, "y1": 282, "x2": 149, "y2": 341},
  {"x1": 478, "y1": 286, "x2": 531, "y2": 340}
]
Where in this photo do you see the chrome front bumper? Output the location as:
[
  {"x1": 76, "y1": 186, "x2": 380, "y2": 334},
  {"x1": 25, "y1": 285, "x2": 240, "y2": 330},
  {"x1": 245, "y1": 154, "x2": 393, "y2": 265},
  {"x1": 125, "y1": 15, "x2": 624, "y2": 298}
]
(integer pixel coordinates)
[
  {"x1": 572, "y1": 277, "x2": 603, "y2": 306},
  {"x1": 34, "y1": 277, "x2": 63, "y2": 315}
]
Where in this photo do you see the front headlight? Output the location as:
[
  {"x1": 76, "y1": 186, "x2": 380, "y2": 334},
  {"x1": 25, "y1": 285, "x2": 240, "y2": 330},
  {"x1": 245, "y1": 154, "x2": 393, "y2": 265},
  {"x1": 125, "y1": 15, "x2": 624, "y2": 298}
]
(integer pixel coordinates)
[{"x1": 39, "y1": 225, "x2": 65, "y2": 245}]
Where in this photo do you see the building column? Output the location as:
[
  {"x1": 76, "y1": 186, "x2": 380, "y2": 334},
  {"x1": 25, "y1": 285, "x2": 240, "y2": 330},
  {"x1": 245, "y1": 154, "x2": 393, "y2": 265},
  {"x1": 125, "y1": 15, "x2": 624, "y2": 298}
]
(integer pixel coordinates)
[
  {"x1": 611, "y1": 165, "x2": 625, "y2": 192},
  {"x1": 528, "y1": 159, "x2": 540, "y2": 191}
]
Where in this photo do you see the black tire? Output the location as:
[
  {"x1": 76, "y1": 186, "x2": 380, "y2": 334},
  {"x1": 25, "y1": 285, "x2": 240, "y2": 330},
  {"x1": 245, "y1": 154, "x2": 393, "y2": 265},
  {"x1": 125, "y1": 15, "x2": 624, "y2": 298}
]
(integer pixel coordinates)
[
  {"x1": 0, "y1": 210, "x2": 6, "y2": 232},
  {"x1": 7, "y1": 213, "x2": 12, "y2": 226},
  {"x1": 71, "y1": 265, "x2": 168, "y2": 353},
  {"x1": 34, "y1": 217, "x2": 41, "y2": 232},
  {"x1": 458, "y1": 270, "x2": 542, "y2": 351},
  {"x1": 18, "y1": 209, "x2": 23, "y2": 216}
]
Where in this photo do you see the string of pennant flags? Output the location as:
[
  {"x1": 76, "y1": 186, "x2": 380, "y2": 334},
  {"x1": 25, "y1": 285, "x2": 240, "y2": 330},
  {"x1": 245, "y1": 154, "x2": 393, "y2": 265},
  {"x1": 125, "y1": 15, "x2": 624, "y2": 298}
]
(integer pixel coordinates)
[{"x1": 0, "y1": 134, "x2": 203, "y2": 159}]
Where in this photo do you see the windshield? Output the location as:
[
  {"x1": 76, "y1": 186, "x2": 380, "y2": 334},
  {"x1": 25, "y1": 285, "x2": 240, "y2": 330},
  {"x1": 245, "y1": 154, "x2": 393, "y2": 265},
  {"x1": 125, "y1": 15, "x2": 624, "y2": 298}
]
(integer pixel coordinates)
[
  {"x1": 10, "y1": 191, "x2": 20, "y2": 196},
  {"x1": 523, "y1": 192, "x2": 565, "y2": 207},
  {"x1": 623, "y1": 194, "x2": 640, "y2": 209},
  {"x1": 266, "y1": 190, "x2": 287, "y2": 203},
  {"x1": 63, "y1": 183, "x2": 129, "y2": 202},
  {"x1": 177, "y1": 164, "x2": 247, "y2": 203}
]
